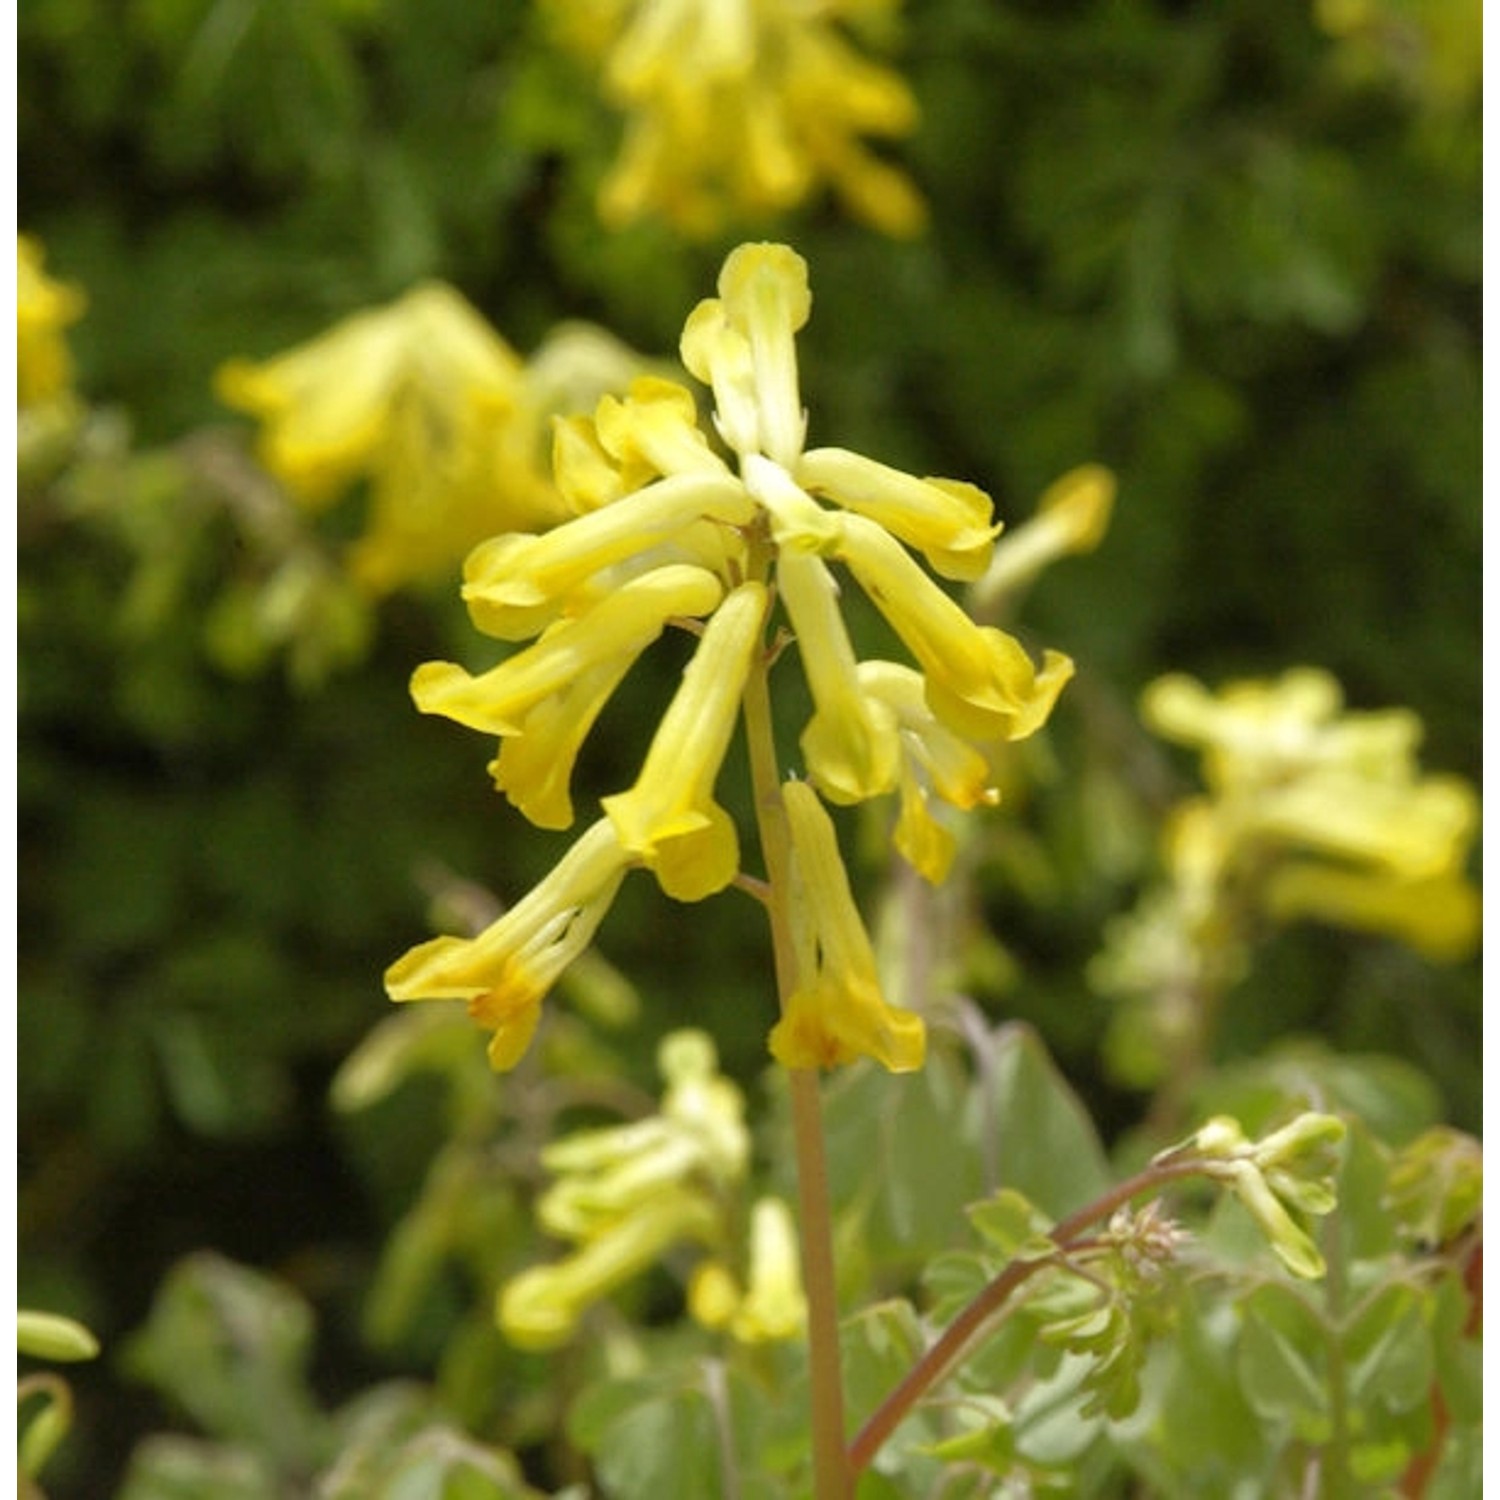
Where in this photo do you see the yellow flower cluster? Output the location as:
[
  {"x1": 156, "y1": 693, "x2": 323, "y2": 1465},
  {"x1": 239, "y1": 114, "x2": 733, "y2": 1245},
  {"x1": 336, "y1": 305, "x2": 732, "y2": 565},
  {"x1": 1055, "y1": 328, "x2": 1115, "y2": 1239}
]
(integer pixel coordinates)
[
  {"x1": 500, "y1": 1030, "x2": 804, "y2": 1348},
  {"x1": 216, "y1": 285, "x2": 645, "y2": 595},
  {"x1": 387, "y1": 242, "x2": 1074, "y2": 1074},
  {"x1": 1143, "y1": 667, "x2": 1481, "y2": 962},
  {"x1": 18, "y1": 236, "x2": 86, "y2": 410},
  {"x1": 546, "y1": 0, "x2": 926, "y2": 237}
]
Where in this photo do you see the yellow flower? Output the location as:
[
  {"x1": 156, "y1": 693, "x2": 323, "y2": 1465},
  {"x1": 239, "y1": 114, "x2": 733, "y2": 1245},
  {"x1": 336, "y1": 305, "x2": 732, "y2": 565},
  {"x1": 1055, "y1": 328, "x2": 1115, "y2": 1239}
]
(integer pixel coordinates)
[
  {"x1": 602, "y1": 581, "x2": 768, "y2": 900},
  {"x1": 689, "y1": 1195, "x2": 807, "y2": 1343},
  {"x1": 776, "y1": 548, "x2": 900, "y2": 806},
  {"x1": 215, "y1": 285, "x2": 653, "y2": 595},
  {"x1": 384, "y1": 818, "x2": 635, "y2": 1069},
  {"x1": 412, "y1": 563, "x2": 724, "y2": 738},
  {"x1": 548, "y1": 0, "x2": 926, "y2": 237},
  {"x1": 1140, "y1": 667, "x2": 1480, "y2": 959},
  {"x1": 798, "y1": 448, "x2": 1001, "y2": 583},
  {"x1": 18, "y1": 235, "x2": 86, "y2": 409},
  {"x1": 857, "y1": 659, "x2": 1000, "y2": 882},
  {"x1": 394, "y1": 240, "x2": 1079, "y2": 1073},
  {"x1": 834, "y1": 512, "x2": 1075, "y2": 742},
  {"x1": 461, "y1": 469, "x2": 755, "y2": 639},
  {"x1": 970, "y1": 464, "x2": 1116, "y2": 612},
  {"x1": 499, "y1": 1030, "x2": 751, "y2": 1348},
  {"x1": 768, "y1": 780, "x2": 926, "y2": 1071}
]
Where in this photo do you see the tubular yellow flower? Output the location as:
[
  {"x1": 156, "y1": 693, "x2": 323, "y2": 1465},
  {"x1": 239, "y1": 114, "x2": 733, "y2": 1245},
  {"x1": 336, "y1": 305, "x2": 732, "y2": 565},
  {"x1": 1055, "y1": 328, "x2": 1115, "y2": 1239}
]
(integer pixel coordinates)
[
  {"x1": 384, "y1": 818, "x2": 635, "y2": 1069},
  {"x1": 680, "y1": 242, "x2": 811, "y2": 465},
  {"x1": 411, "y1": 564, "x2": 725, "y2": 737},
  {"x1": 776, "y1": 548, "x2": 900, "y2": 805},
  {"x1": 602, "y1": 581, "x2": 768, "y2": 900},
  {"x1": 796, "y1": 448, "x2": 1001, "y2": 582},
  {"x1": 768, "y1": 780, "x2": 926, "y2": 1072},
  {"x1": 834, "y1": 512, "x2": 1075, "y2": 742},
  {"x1": 462, "y1": 470, "x2": 755, "y2": 639},
  {"x1": 18, "y1": 235, "x2": 86, "y2": 408},
  {"x1": 857, "y1": 660, "x2": 1001, "y2": 882},
  {"x1": 970, "y1": 464, "x2": 1117, "y2": 610}
]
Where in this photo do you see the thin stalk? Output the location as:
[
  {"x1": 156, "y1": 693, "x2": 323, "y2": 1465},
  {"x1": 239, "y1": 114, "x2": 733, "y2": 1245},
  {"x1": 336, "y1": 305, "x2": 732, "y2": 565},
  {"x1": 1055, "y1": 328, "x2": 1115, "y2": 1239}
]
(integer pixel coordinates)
[
  {"x1": 740, "y1": 627, "x2": 852, "y2": 1500},
  {"x1": 847, "y1": 1158, "x2": 1208, "y2": 1475}
]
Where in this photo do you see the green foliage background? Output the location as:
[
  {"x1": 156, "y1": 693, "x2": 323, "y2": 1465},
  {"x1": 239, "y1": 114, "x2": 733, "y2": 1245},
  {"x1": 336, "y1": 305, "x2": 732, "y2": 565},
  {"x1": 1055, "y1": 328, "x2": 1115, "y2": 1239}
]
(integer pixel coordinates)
[{"x1": 18, "y1": 0, "x2": 1480, "y2": 1494}]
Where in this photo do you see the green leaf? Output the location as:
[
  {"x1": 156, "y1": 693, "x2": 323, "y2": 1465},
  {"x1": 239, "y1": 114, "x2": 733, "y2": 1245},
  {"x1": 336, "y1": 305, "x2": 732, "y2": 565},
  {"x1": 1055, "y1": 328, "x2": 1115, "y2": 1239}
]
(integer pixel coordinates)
[
  {"x1": 1235, "y1": 1283, "x2": 1330, "y2": 1441},
  {"x1": 964, "y1": 1024, "x2": 1111, "y2": 1220},
  {"x1": 121, "y1": 1254, "x2": 331, "y2": 1472},
  {"x1": 965, "y1": 1188, "x2": 1056, "y2": 1260},
  {"x1": 1344, "y1": 1283, "x2": 1433, "y2": 1415},
  {"x1": 115, "y1": 1436, "x2": 282, "y2": 1500}
]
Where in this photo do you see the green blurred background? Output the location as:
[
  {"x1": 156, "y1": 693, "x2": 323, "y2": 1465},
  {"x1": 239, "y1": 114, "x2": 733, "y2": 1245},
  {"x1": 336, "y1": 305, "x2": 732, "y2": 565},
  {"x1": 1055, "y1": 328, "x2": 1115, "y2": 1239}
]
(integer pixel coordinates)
[{"x1": 18, "y1": 0, "x2": 1480, "y2": 1493}]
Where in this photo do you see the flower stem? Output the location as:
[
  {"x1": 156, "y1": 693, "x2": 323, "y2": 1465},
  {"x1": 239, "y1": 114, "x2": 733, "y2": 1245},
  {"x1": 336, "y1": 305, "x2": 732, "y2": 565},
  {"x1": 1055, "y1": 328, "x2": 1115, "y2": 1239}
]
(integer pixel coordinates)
[
  {"x1": 846, "y1": 1158, "x2": 1207, "y2": 1475},
  {"x1": 740, "y1": 621, "x2": 852, "y2": 1500}
]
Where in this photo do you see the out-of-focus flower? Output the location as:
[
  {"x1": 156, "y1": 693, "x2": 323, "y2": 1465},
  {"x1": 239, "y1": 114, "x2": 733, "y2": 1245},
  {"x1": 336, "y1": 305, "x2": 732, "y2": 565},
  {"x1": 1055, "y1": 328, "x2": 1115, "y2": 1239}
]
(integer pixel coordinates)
[
  {"x1": 1143, "y1": 668, "x2": 1480, "y2": 934},
  {"x1": 546, "y1": 0, "x2": 927, "y2": 237},
  {"x1": 1093, "y1": 667, "x2": 1479, "y2": 1091},
  {"x1": 392, "y1": 242, "x2": 1081, "y2": 1072},
  {"x1": 216, "y1": 285, "x2": 647, "y2": 595},
  {"x1": 498, "y1": 1030, "x2": 766, "y2": 1348},
  {"x1": 18, "y1": 236, "x2": 86, "y2": 410},
  {"x1": 690, "y1": 1195, "x2": 807, "y2": 1342}
]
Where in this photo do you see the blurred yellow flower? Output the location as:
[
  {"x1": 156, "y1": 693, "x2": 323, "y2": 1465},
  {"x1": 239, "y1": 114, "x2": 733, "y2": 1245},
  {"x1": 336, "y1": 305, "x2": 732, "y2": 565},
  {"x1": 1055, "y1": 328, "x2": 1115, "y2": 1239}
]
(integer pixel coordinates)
[
  {"x1": 216, "y1": 285, "x2": 645, "y2": 594},
  {"x1": 18, "y1": 235, "x2": 86, "y2": 409},
  {"x1": 690, "y1": 1195, "x2": 807, "y2": 1343},
  {"x1": 498, "y1": 1030, "x2": 755, "y2": 1348},
  {"x1": 547, "y1": 0, "x2": 926, "y2": 236},
  {"x1": 1143, "y1": 666, "x2": 1480, "y2": 957}
]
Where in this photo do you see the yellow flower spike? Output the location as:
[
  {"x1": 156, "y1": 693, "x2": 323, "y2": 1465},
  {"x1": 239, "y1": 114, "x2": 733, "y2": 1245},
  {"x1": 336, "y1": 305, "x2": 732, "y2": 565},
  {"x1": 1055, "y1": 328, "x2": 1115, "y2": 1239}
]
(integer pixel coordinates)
[
  {"x1": 716, "y1": 241, "x2": 812, "y2": 466},
  {"x1": 593, "y1": 376, "x2": 730, "y2": 479},
  {"x1": 970, "y1": 464, "x2": 1117, "y2": 609},
  {"x1": 461, "y1": 470, "x2": 756, "y2": 639},
  {"x1": 602, "y1": 581, "x2": 769, "y2": 900},
  {"x1": 768, "y1": 779, "x2": 926, "y2": 1072},
  {"x1": 18, "y1": 235, "x2": 87, "y2": 408},
  {"x1": 500, "y1": 1186, "x2": 722, "y2": 1350},
  {"x1": 797, "y1": 447, "x2": 1001, "y2": 582},
  {"x1": 412, "y1": 563, "x2": 725, "y2": 736},
  {"x1": 834, "y1": 512, "x2": 1075, "y2": 742},
  {"x1": 777, "y1": 548, "x2": 900, "y2": 805},
  {"x1": 384, "y1": 818, "x2": 635, "y2": 1070}
]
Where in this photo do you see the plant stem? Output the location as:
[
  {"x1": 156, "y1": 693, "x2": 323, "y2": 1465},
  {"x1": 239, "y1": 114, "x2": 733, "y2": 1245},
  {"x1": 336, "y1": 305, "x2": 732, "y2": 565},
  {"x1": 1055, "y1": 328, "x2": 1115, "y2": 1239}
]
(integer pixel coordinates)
[
  {"x1": 847, "y1": 1158, "x2": 1207, "y2": 1474},
  {"x1": 740, "y1": 623, "x2": 852, "y2": 1500}
]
